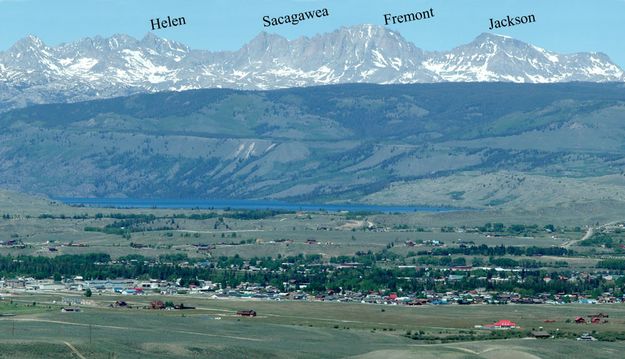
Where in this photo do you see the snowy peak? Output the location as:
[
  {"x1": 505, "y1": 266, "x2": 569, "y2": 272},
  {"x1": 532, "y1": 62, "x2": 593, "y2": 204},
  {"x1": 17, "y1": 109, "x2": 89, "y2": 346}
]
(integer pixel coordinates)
[
  {"x1": 140, "y1": 33, "x2": 189, "y2": 54},
  {"x1": 238, "y1": 32, "x2": 289, "y2": 59},
  {"x1": 328, "y1": 24, "x2": 409, "y2": 46},
  {"x1": 0, "y1": 26, "x2": 623, "y2": 111},
  {"x1": 425, "y1": 32, "x2": 625, "y2": 83},
  {"x1": 7, "y1": 35, "x2": 51, "y2": 62},
  {"x1": 225, "y1": 25, "x2": 436, "y2": 86},
  {"x1": 9, "y1": 35, "x2": 46, "y2": 51},
  {"x1": 472, "y1": 32, "x2": 515, "y2": 44},
  {"x1": 4, "y1": 35, "x2": 64, "y2": 84}
]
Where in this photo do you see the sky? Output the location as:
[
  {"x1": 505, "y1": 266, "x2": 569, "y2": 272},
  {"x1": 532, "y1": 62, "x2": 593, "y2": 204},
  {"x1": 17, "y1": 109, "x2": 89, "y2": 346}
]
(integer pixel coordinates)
[{"x1": 1, "y1": 0, "x2": 625, "y2": 66}]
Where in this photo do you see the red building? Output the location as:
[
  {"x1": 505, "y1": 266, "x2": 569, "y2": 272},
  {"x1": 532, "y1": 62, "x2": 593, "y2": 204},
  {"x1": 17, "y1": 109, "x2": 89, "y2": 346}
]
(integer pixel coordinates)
[{"x1": 484, "y1": 319, "x2": 518, "y2": 329}]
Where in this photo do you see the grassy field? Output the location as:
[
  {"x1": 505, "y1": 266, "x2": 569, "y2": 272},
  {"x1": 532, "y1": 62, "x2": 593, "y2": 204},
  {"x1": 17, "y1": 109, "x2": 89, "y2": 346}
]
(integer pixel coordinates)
[
  {"x1": 0, "y1": 294, "x2": 624, "y2": 358},
  {"x1": 0, "y1": 201, "x2": 584, "y2": 261}
]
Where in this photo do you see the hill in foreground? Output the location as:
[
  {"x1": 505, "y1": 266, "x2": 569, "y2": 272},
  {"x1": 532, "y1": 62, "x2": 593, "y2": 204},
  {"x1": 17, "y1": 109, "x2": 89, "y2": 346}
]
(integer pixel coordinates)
[{"x1": 1, "y1": 82, "x2": 624, "y2": 211}]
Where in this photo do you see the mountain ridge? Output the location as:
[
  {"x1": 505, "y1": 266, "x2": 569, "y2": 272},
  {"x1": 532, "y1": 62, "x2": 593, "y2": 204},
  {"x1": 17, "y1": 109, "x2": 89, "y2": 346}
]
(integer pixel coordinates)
[{"x1": 0, "y1": 25, "x2": 623, "y2": 111}]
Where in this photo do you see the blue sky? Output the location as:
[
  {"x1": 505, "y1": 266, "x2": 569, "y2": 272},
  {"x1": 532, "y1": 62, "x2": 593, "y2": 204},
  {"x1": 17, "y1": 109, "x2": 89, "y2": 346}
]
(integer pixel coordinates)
[{"x1": 1, "y1": 0, "x2": 625, "y2": 66}]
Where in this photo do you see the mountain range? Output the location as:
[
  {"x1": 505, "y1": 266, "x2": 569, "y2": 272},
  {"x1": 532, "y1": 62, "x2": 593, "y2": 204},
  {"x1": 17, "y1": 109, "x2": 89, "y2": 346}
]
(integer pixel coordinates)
[{"x1": 0, "y1": 25, "x2": 623, "y2": 111}]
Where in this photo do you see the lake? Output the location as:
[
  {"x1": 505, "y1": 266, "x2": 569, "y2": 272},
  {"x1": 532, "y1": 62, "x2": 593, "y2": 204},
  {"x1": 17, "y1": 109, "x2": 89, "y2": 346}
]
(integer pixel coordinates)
[{"x1": 55, "y1": 198, "x2": 459, "y2": 214}]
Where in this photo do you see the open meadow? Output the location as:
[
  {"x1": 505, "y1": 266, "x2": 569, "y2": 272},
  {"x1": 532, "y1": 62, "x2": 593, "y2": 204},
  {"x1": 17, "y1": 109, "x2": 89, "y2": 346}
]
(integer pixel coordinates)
[{"x1": 0, "y1": 294, "x2": 624, "y2": 358}]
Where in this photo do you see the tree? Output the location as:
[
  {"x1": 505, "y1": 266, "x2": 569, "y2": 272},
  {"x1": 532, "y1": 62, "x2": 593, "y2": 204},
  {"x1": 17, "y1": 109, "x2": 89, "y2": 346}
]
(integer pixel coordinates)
[
  {"x1": 84, "y1": 288, "x2": 92, "y2": 297},
  {"x1": 493, "y1": 223, "x2": 505, "y2": 232},
  {"x1": 471, "y1": 257, "x2": 484, "y2": 266}
]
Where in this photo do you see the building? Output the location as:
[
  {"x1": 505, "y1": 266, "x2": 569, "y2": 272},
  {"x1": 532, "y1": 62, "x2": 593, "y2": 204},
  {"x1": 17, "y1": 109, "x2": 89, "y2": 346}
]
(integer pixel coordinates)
[
  {"x1": 150, "y1": 301, "x2": 165, "y2": 309},
  {"x1": 484, "y1": 319, "x2": 517, "y2": 329},
  {"x1": 588, "y1": 312, "x2": 609, "y2": 318},
  {"x1": 531, "y1": 331, "x2": 551, "y2": 339},
  {"x1": 577, "y1": 333, "x2": 597, "y2": 341},
  {"x1": 61, "y1": 307, "x2": 81, "y2": 313},
  {"x1": 236, "y1": 310, "x2": 257, "y2": 317}
]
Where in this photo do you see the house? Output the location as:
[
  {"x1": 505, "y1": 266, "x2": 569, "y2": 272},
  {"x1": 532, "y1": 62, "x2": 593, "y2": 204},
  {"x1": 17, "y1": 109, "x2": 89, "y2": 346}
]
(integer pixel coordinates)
[
  {"x1": 484, "y1": 319, "x2": 517, "y2": 329},
  {"x1": 531, "y1": 331, "x2": 551, "y2": 339},
  {"x1": 62, "y1": 297, "x2": 82, "y2": 306},
  {"x1": 4, "y1": 279, "x2": 25, "y2": 288},
  {"x1": 337, "y1": 262, "x2": 361, "y2": 269},
  {"x1": 448, "y1": 274, "x2": 465, "y2": 281},
  {"x1": 577, "y1": 333, "x2": 597, "y2": 341},
  {"x1": 86, "y1": 279, "x2": 135, "y2": 291},
  {"x1": 588, "y1": 312, "x2": 609, "y2": 318},
  {"x1": 450, "y1": 266, "x2": 473, "y2": 272},
  {"x1": 406, "y1": 299, "x2": 428, "y2": 306},
  {"x1": 574, "y1": 316, "x2": 586, "y2": 324},
  {"x1": 61, "y1": 307, "x2": 81, "y2": 313},
  {"x1": 113, "y1": 300, "x2": 128, "y2": 307},
  {"x1": 236, "y1": 310, "x2": 257, "y2": 317},
  {"x1": 578, "y1": 298, "x2": 597, "y2": 304},
  {"x1": 150, "y1": 300, "x2": 165, "y2": 310}
]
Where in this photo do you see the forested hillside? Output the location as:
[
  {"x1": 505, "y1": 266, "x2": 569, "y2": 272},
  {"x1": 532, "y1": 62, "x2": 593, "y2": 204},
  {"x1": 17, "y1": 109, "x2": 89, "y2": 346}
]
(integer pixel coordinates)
[{"x1": 1, "y1": 82, "x2": 625, "y2": 208}]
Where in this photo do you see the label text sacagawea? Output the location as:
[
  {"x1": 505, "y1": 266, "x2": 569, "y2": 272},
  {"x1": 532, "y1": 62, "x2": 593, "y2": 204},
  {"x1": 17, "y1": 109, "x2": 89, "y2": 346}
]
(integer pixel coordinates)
[{"x1": 263, "y1": 8, "x2": 329, "y2": 27}]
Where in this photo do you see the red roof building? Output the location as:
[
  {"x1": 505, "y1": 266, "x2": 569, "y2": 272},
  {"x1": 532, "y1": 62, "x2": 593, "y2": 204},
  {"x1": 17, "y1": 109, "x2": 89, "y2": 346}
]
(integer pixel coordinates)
[{"x1": 485, "y1": 319, "x2": 518, "y2": 329}]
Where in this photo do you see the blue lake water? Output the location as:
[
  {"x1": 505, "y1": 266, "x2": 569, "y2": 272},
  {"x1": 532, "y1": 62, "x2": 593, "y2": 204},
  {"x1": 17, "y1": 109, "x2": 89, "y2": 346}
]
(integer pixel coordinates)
[{"x1": 55, "y1": 198, "x2": 459, "y2": 214}]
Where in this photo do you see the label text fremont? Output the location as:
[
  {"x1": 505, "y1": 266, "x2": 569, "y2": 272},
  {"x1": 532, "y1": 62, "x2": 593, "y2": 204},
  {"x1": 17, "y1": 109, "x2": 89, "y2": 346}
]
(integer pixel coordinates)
[{"x1": 384, "y1": 8, "x2": 434, "y2": 25}]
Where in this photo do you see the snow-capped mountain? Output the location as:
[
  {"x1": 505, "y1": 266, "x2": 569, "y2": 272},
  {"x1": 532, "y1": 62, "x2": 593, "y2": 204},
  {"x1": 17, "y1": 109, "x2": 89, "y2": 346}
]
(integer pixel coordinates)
[
  {"x1": 0, "y1": 25, "x2": 623, "y2": 111},
  {"x1": 424, "y1": 33, "x2": 625, "y2": 83}
]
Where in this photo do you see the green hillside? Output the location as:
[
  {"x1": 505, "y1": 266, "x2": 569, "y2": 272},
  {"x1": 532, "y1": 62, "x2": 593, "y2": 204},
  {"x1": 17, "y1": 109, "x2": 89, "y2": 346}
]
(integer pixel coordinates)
[{"x1": 1, "y1": 83, "x2": 624, "y2": 209}]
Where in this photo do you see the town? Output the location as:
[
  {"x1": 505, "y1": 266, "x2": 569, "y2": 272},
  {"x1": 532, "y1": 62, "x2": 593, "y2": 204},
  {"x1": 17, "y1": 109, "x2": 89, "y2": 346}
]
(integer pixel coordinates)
[{"x1": 1, "y1": 250, "x2": 623, "y2": 307}]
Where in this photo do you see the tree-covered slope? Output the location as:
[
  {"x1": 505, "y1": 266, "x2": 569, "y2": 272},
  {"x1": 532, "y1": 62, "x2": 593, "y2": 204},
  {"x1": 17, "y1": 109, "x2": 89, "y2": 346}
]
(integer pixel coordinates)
[{"x1": 1, "y1": 82, "x2": 625, "y2": 208}]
